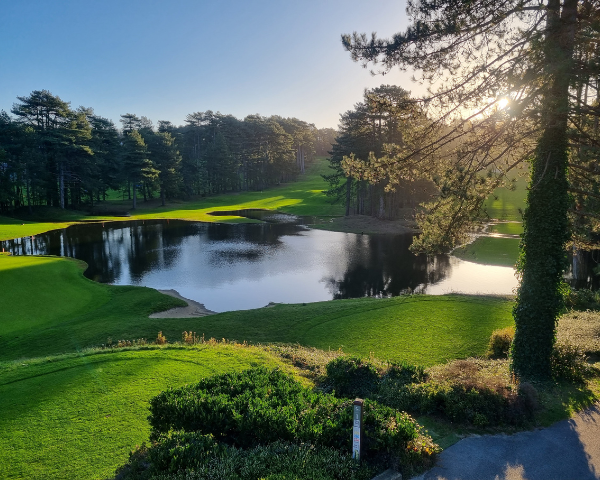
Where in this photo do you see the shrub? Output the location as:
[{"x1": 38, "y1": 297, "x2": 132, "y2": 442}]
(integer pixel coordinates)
[
  {"x1": 383, "y1": 361, "x2": 427, "y2": 385},
  {"x1": 377, "y1": 359, "x2": 536, "y2": 426},
  {"x1": 564, "y1": 287, "x2": 600, "y2": 311},
  {"x1": 325, "y1": 356, "x2": 380, "y2": 398},
  {"x1": 182, "y1": 331, "x2": 199, "y2": 344},
  {"x1": 551, "y1": 343, "x2": 590, "y2": 382},
  {"x1": 116, "y1": 434, "x2": 376, "y2": 480},
  {"x1": 148, "y1": 367, "x2": 438, "y2": 472},
  {"x1": 486, "y1": 326, "x2": 515, "y2": 358}
]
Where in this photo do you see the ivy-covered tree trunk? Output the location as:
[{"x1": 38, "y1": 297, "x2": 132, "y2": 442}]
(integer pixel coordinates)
[{"x1": 511, "y1": 0, "x2": 577, "y2": 379}]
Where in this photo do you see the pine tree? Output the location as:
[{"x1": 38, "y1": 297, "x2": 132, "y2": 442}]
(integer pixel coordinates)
[{"x1": 342, "y1": 0, "x2": 600, "y2": 378}]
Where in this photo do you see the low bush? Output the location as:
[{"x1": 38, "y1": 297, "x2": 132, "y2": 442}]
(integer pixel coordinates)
[
  {"x1": 155, "y1": 331, "x2": 167, "y2": 345},
  {"x1": 551, "y1": 343, "x2": 590, "y2": 383},
  {"x1": 486, "y1": 326, "x2": 515, "y2": 358},
  {"x1": 557, "y1": 311, "x2": 600, "y2": 355},
  {"x1": 377, "y1": 359, "x2": 537, "y2": 427},
  {"x1": 325, "y1": 356, "x2": 380, "y2": 398},
  {"x1": 564, "y1": 288, "x2": 600, "y2": 311},
  {"x1": 148, "y1": 367, "x2": 438, "y2": 474},
  {"x1": 116, "y1": 433, "x2": 376, "y2": 480},
  {"x1": 323, "y1": 356, "x2": 426, "y2": 400}
]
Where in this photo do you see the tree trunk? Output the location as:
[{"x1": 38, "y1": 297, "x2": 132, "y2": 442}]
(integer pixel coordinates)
[
  {"x1": 59, "y1": 163, "x2": 65, "y2": 209},
  {"x1": 511, "y1": 0, "x2": 578, "y2": 379},
  {"x1": 345, "y1": 177, "x2": 352, "y2": 216},
  {"x1": 132, "y1": 183, "x2": 137, "y2": 210}
]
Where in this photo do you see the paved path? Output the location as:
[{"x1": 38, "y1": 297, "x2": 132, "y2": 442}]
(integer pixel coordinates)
[{"x1": 413, "y1": 403, "x2": 600, "y2": 480}]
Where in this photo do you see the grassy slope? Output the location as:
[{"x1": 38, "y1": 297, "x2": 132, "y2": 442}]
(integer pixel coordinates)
[
  {"x1": 202, "y1": 295, "x2": 514, "y2": 366},
  {"x1": 483, "y1": 177, "x2": 527, "y2": 222},
  {"x1": 0, "y1": 254, "x2": 184, "y2": 361},
  {"x1": 0, "y1": 345, "x2": 290, "y2": 480},
  {"x1": 0, "y1": 158, "x2": 343, "y2": 241},
  {"x1": 453, "y1": 237, "x2": 520, "y2": 267},
  {"x1": 454, "y1": 177, "x2": 527, "y2": 266},
  {"x1": 0, "y1": 255, "x2": 514, "y2": 365}
]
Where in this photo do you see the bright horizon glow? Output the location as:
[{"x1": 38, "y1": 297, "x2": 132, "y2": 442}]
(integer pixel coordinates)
[{"x1": 0, "y1": 1, "x2": 424, "y2": 129}]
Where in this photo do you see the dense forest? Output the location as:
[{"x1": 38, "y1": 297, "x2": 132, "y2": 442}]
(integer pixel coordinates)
[
  {"x1": 0, "y1": 90, "x2": 337, "y2": 213},
  {"x1": 324, "y1": 85, "x2": 437, "y2": 220}
]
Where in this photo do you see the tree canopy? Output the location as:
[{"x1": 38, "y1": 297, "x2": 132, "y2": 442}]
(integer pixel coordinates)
[
  {"x1": 342, "y1": 0, "x2": 600, "y2": 378},
  {"x1": 0, "y1": 90, "x2": 330, "y2": 213}
]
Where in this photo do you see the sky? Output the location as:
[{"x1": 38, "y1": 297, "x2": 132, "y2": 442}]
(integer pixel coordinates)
[{"x1": 0, "y1": 0, "x2": 422, "y2": 129}]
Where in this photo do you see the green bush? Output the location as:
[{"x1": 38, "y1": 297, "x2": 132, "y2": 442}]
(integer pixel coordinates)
[
  {"x1": 325, "y1": 356, "x2": 380, "y2": 399},
  {"x1": 564, "y1": 288, "x2": 600, "y2": 311},
  {"x1": 486, "y1": 326, "x2": 515, "y2": 358},
  {"x1": 377, "y1": 379, "x2": 533, "y2": 426},
  {"x1": 116, "y1": 433, "x2": 375, "y2": 480},
  {"x1": 148, "y1": 367, "x2": 438, "y2": 472},
  {"x1": 383, "y1": 361, "x2": 427, "y2": 385},
  {"x1": 551, "y1": 343, "x2": 590, "y2": 382}
]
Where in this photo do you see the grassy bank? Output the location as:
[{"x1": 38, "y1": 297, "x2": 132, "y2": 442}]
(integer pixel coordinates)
[
  {"x1": 0, "y1": 254, "x2": 514, "y2": 365},
  {"x1": 0, "y1": 345, "x2": 291, "y2": 480},
  {"x1": 453, "y1": 237, "x2": 520, "y2": 267}
]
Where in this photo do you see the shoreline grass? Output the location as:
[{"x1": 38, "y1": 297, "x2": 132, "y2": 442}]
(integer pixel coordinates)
[{"x1": 0, "y1": 254, "x2": 514, "y2": 364}]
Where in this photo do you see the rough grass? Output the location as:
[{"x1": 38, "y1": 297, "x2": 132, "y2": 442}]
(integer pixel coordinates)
[
  {"x1": 0, "y1": 345, "x2": 293, "y2": 480},
  {"x1": 557, "y1": 310, "x2": 600, "y2": 355},
  {"x1": 452, "y1": 236, "x2": 520, "y2": 267}
]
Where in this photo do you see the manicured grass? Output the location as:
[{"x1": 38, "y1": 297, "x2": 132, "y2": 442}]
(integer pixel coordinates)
[
  {"x1": 194, "y1": 295, "x2": 515, "y2": 366},
  {"x1": 1, "y1": 254, "x2": 513, "y2": 366},
  {"x1": 0, "y1": 215, "x2": 74, "y2": 242},
  {"x1": 452, "y1": 237, "x2": 521, "y2": 267},
  {"x1": 0, "y1": 254, "x2": 185, "y2": 361},
  {"x1": 483, "y1": 177, "x2": 527, "y2": 221},
  {"x1": 488, "y1": 222, "x2": 523, "y2": 235},
  {"x1": 0, "y1": 345, "x2": 291, "y2": 480}
]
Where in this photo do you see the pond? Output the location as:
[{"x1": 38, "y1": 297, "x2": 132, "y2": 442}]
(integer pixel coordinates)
[{"x1": 1, "y1": 218, "x2": 519, "y2": 312}]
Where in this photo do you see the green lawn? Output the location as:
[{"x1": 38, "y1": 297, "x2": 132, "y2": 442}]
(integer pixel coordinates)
[
  {"x1": 488, "y1": 222, "x2": 524, "y2": 235},
  {"x1": 200, "y1": 295, "x2": 514, "y2": 366},
  {"x1": 483, "y1": 177, "x2": 527, "y2": 222},
  {"x1": 452, "y1": 237, "x2": 521, "y2": 267},
  {"x1": 0, "y1": 254, "x2": 514, "y2": 365},
  {"x1": 0, "y1": 345, "x2": 290, "y2": 480}
]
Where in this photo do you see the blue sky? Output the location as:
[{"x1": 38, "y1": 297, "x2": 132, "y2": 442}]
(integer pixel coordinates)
[{"x1": 0, "y1": 0, "x2": 419, "y2": 129}]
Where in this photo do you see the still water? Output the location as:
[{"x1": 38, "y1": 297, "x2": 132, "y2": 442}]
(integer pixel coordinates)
[{"x1": 1, "y1": 219, "x2": 518, "y2": 312}]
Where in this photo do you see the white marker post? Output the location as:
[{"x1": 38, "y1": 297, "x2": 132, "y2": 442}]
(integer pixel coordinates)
[{"x1": 352, "y1": 398, "x2": 363, "y2": 461}]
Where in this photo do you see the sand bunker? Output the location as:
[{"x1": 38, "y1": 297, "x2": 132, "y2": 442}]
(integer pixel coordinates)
[{"x1": 149, "y1": 289, "x2": 216, "y2": 318}]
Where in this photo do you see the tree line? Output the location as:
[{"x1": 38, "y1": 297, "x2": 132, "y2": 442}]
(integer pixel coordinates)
[{"x1": 0, "y1": 90, "x2": 336, "y2": 213}]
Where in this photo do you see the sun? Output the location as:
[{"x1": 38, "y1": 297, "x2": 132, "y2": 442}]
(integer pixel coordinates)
[{"x1": 497, "y1": 98, "x2": 509, "y2": 109}]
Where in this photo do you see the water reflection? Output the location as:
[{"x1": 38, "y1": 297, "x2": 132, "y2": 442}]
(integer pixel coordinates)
[{"x1": 1, "y1": 220, "x2": 518, "y2": 312}]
